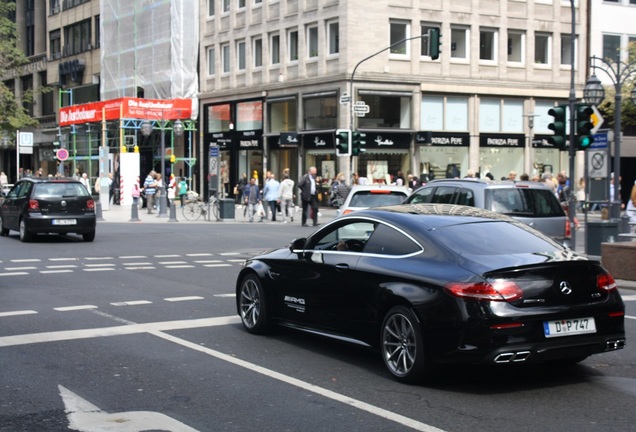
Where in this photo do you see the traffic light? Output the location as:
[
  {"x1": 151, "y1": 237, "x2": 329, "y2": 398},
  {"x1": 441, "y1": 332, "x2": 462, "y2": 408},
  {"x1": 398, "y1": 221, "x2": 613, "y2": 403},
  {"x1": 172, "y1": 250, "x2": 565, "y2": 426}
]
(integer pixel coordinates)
[
  {"x1": 575, "y1": 103, "x2": 594, "y2": 150},
  {"x1": 335, "y1": 129, "x2": 351, "y2": 156},
  {"x1": 547, "y1": 105, "x2": 567, "y2": 149},
  {"x1": 352, "y1": 131, "x2": 366, "y2": 156},
  {"x1": 428, "y1": 28, "x2": 442, "y2": 60}
]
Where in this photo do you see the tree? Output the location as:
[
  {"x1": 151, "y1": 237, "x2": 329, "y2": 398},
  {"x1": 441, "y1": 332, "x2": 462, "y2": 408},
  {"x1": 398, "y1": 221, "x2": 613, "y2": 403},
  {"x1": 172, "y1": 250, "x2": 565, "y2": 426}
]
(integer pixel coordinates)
[{"x1": 0, "y1": 0, "x2": 39, "y2": 139}]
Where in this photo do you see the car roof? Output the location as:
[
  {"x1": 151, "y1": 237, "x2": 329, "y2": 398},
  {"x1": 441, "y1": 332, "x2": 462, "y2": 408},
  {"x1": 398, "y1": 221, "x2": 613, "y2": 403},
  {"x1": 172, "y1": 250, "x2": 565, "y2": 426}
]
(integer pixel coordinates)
[
  {"x1": 420, "y1": 179, "x2": 552, "y2": 190},
  {"x1": 349, "y1": 184, "x2": 410, "y2": 193},
  {"x1": 18, "y1": 177, "x2": 81, "y2": 184}
]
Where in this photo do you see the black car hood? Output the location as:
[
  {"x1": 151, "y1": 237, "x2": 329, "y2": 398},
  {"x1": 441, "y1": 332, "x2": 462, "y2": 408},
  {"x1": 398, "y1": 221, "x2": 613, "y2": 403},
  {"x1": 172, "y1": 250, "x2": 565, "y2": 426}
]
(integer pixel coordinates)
[{"x1": 457, "y1": 248, "x2": 589, "y2": 275}]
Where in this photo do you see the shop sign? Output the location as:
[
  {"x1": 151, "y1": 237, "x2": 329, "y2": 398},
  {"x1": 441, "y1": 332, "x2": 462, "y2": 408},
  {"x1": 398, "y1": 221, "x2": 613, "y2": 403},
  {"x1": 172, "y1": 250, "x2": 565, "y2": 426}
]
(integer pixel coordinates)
[
  {"x1": 362, "y1": 131, "x2": 410, "y2": 149},
  {"x1": 211, "y1": 132, "x2": 232, "y2": 149},
  {"x1": 416, "y1": 131, "x2": 469, "y2": 146},
  {"x1": 532, "y1": 134, "x2": 560, "y2": 149},
  {"x1": 479, "y1": 133, "x2": 525, "y2": 147},
  {"x1": 279, "y1": 132, "x2": 299, "y2": 147},
  {"x1": 238, "y1": 130, "x2": 261, "y2": 149},
  {"x1": 302, "y1": 132, "x2": 334, "y2": 150}
]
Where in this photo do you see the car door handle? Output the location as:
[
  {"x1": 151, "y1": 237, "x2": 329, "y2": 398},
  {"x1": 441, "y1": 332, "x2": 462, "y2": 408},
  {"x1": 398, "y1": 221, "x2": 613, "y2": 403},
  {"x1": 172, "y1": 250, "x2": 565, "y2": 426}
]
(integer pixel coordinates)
[{"x1": 335, "y1": 264, "x2": 349, "y2": 272}]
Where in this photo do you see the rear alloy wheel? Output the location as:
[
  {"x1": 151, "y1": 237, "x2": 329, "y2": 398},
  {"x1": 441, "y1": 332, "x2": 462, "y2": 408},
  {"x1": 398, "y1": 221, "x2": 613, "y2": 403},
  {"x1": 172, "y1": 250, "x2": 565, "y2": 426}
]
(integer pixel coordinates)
[
  {"x1": 82, "y1": 230, "x2": 96, "y2": 242},
  {"x1": 238, "y1": 274, "x2": 270, "y2": 334},
  {"x1": 19, "y1": 219, "x2": 33, "y2": 242},
  {"x1": 381, "y1": 305, "x2": 428, "y2": 383}
]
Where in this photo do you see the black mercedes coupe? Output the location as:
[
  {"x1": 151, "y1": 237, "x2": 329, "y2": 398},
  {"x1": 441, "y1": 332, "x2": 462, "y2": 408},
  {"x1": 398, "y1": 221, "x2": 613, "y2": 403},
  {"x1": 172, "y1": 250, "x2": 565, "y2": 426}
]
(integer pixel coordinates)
[{"x1": 236, "y1": 204, "x2": 625, "y2": 383}]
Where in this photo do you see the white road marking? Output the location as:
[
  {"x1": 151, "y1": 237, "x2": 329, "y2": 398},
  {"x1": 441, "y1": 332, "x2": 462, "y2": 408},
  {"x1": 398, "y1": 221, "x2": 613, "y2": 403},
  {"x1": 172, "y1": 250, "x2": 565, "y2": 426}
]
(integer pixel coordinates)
[
  {"x1": 85, "y1": 257, "x2": 114, "y2": 261},
  {"x1": 164, "y1": 296, "x2": 205, "y2": 302},
  {"x1": 627, "y1": 315, "x2": 635, "y2": 320},
  {"x1": 166, "y1": 265, "x2": 195, "y2": 269},
  {"x1": 214, "y1": 294, "x2": 236, "y2": 298},
  {"x1": 49, "y1": 257, "x2": 79, "y2": 261},
  {"x1": 219, "y1": 252, "x2": 240, "y2": 256},
  {"x1": 83, "y1": 268, "x2": 115, "y2": 272},
  {"x1": 40, "y1": 270, "x2": 74, "y2": 274},
  {"x1": 119, "y1": 255, "x2": 148, "y2": 259},
  {"x1": 122, "y1": 262, "x2": 153, "y2": 266},
  {"x1": 10, "y1": 259, "x2": 40, "y2": 263},
  {"x1": 226, "y1": 259, "x2": 245, "y2": 263},
  {"x1": 46, "y1": 265, "x2": 78, "y2": 269},
  {"x1": 59, "y1": 385, "x2": 199, "y2": 432},
  {"x1": 159, "y1": 261, "x2": 188, "y2": 265},
  {"x1": 155, "y1": 254, "x2": 182, "y2": 258},
  {"x1": 54, "y1": 305, "x2": 98, "y2": 312},
  {"x1": 124, "y1": 266, "x2": 156, "y2": 270},
  {"x1": 0, "y1": 272, "x2": 29, "y2": 277},
  {"x1": 84, "y1": 263, "x2": 115, "y2": 267},
  {"x1": 203, "y1": 264, "x2": 232, "y2": 268},
  {"x1": 0, "y1": 310, "x2": 37, "y2": 317},
  {"x1": 186, "y1": 253, "x2": 213, "y2": 257},
  {"x1": 621, "y1": 295, "x2": 636, "y2": 301},
  {"x1": 111, "y1": 301, "x2": 153, "y2": 306},
  {"x1": 193, "y1": 260, "x2": 223, "y2": 264},
  {"x1": 4, "y1": 266, "x2": 37, "y2": 271}
]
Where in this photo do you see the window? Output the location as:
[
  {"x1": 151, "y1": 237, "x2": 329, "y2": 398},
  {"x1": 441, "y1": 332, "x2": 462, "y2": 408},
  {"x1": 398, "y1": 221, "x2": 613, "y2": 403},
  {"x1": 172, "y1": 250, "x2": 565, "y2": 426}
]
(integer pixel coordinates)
[
  {"x1": 602, "y1": 34, "x2": 621, "y2": 61},
  {"x1": 222, "y1": 44, "x2": 230, "y2": 73},
  {"x1": 303, "y1": 95, "x2": 338, "y2": 130},
  {"x1": 534, "y1": 33, "x2": 550, "y2": 65},
  {"x1": 236, "y1": 101, "x2": 263, "y2": 131},
  {"x1": 307, "y1": 25, "x2": 318, "y2": 58},
  {"x1": 421, "y1": 24, "x2": 441, "y2": 57},
  {"x1": 223, "y1": 0, "x2": 230, "y2": 13},
  {"x1": 327, "y1": 21, "x2": 339, "y2": 55},
  {"x1": 207, "y1": 47, "x2": 216, "y2": 75},
  {"x1": 288, "y1": 29, "x2": 299, "y2": 61},
  {"x1": 49, "y1": 29, "x2": 61, "y2": 59},
  {"x1": 63, "y1": 19, "x2": 92, "y2": 56},
  {"x1": 451, "y1": 27, "x2": 468, "y2": 59},
  {"x1": 507, "y1": 31, "x2": 524, "y2": 63},
  {"x1": 207, "y1": 104, "x2": 232, "y2": 133},
  {"x1": 268, "y1": 98, "x2": 297, "y2": 132},
  {"x1": 390, "y1": 21, "x2": 409, "y2": 55},
  {"x1": 479, "y1": 99, "x2": 524, "y2": 132},
  {"x1": 358, "y1": 93, "x2": 412, "y2": 129},
  {"x1": 237, "y1": 40, "x2": 246, "y2": 70},
  {"x1": 629, "y1": 36, "x2": 636, "y2": 62},
  {"x1": 271, "y1": 34, "x2": 280, "y2": 64},
  {"x1": 560, "y1": 34, "x2": 574, "y2": 66},
  {"x1": 239, "y1": 0, "x2": 246, "y2": 8},
  {"x1": 308, "y1": 221, "x2": 376, "y2": 252},
  {"x1": 208, "y1": 0, "x2": 215, "y2": 16},
  {"x1": 364, "y1": 224, "x2": 421, "y2": 256},
  {"x1": 253, "y1": 37, "x2": 263, "y2": 68},
  {"x1": 479, "y1": 28, "x2": 497, "y2": 61},
  {"x1": 95, "y1": 15, "x2": 100, "y2": 48},
  {"x1": 50, "y1": 0, "x2": 60, "y2": 14}
]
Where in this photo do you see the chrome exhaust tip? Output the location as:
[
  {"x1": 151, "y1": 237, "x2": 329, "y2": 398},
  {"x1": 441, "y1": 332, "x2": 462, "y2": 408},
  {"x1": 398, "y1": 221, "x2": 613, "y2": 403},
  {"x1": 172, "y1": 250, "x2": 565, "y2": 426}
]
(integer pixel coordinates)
[
  {"x1": 606, "y1": 339, "x2": 626, "y2": 351},
  {"x1": 493, "y1": 351, "x2": 531, "y2": 363}
]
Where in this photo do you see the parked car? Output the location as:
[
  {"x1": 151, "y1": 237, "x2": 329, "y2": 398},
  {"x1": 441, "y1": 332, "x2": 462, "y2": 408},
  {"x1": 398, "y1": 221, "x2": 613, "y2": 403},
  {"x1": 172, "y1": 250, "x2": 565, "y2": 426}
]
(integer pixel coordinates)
[
  {"x1": 336, "y1": 184, "x2": 409, "y2": 216},
  {"x1": 404, "y1": 179, "x2": 570, "y2": 245},
  {"x1": 236, "y1": 204, "x2": 625, "y2": 383},
  {"x1": 0, "y1": 178, "x2": 96, "y2": 242}
]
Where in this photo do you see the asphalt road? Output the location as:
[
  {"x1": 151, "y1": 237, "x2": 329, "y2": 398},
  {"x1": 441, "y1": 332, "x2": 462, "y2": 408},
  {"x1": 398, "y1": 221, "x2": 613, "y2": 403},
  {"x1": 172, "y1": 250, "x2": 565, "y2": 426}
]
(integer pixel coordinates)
[{"x1": 0, "y1": 217, "x2": 634, "y2": 432}]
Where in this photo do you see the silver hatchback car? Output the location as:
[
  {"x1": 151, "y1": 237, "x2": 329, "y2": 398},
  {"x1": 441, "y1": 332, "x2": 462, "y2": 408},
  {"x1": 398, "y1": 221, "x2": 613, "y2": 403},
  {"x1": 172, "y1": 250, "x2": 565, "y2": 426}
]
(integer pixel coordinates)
[{"x1": 404, "y1": 179, "x2": 570, "y2": 245}]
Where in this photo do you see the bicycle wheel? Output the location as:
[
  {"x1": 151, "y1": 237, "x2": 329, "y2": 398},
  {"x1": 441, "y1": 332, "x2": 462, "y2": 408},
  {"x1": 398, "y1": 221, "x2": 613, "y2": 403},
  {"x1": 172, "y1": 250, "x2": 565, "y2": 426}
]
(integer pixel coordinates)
[
  {"x1": 182, "y1": 201, "x2": 203, "y2": 221},
  {"x1": 211, "y1": 198, "x2": 220, "y2": 221}
]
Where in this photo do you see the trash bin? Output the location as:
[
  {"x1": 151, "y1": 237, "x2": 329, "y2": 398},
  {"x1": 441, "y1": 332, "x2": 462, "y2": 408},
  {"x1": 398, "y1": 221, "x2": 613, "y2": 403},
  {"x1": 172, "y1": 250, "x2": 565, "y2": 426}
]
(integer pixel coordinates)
[
  {"x1": 586, "y1": 220, "x2": 619, "y2": 256},
  {"x1": 219, "y1": 198, "x2": 235, "y2": 220}
]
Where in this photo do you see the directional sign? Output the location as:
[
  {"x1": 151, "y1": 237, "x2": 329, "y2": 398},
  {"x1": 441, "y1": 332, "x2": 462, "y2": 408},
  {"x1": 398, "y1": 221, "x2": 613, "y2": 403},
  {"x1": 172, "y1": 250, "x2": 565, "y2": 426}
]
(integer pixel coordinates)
[
  {"x1": 591, "y1": 105, "x2": 604, "y2": 135},
  {"x1": 353, "y1": 102, "x2": 370, "y2": 114},
  {"x1": 56, "y1": 148, "x2": 69, "y2": 161},
  {"x1": 339, "y1": 93, "x2": 350, "y2": 105}
]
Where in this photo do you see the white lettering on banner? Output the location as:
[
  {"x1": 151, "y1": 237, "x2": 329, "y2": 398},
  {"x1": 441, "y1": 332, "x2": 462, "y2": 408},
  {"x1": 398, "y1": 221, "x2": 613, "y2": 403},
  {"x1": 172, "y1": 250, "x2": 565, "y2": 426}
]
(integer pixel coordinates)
[
  {"x1": 285, "y1": 135, "x2": 298, "y2": 143},
  {"x1": 127, "y1": 99, "x2": 175, "y2": 110},
  {"x1": 240, "y1": 140, "x2": 259, "y2": 147},
  {"x1": 60, "y1": 109, "x2": 98, "y2": 124},
  {"x1": 486, "y1": 138, "x2": 519, "y2": 146},
  {"x1": 313, "y1": 137, "x2": 326, "y2": 146},
  {"x1": 375, "y1": 136, "x2": 394, "y2": 146}
]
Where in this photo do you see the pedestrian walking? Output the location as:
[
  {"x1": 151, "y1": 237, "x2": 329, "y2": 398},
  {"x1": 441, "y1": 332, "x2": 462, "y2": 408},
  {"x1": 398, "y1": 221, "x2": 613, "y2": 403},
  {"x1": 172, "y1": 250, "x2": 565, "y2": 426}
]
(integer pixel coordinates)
[
  {"x1": 143, "y1": 170, "x2": 157, "y2": 214},
  {"x1": 235, "y1": 173, "x2": 248, "y2": 204},
  {"x1": 262, "y1": 173, "x2": 280, "y2": 221},
  {"x1": 278, "y1": 173, "x2": 295, "y2": 223},
  {"x1": 178, "y1": 177, "x2": 188, "y2": 207},
  {"x1": 243, "y1": 177, "x2": 262, "y2": 222},
  {"x1": 298, "y1": 166, "x2": 319, "y2": 226},
  {"x1": 79, "y1": 173, "x2": 91, "y2": 193}
]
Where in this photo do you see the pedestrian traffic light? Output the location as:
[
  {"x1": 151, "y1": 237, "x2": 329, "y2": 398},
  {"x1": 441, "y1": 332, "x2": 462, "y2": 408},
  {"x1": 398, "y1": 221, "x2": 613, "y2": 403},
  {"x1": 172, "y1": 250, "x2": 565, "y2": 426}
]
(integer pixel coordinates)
[
  {"x1": 428, "y1": 28, "x2": 442, "y2": 60},
  {"x1": 335, "y1": 129, "x2": 351, "y2": 156},
  {"x1": 575, "y1": 103, "x2": 594, "y2": 150},
  {"x1": 352, "y1": 131, "x2": 366, "y2": 156},
  {"x1": 547, "y1": 105, "x2": 567, "y2": 149}
]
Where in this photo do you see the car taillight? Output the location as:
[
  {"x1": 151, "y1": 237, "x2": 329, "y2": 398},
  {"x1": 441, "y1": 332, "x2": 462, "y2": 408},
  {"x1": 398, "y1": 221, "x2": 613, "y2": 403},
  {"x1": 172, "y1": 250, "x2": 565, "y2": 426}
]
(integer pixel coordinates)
[
  {"x1": 565, "y1": 218, "x2": 571, "y2": 237},
  {"x1": 86, "y1": 199, "x2": 95, "y2": 210},
  {"x1": 444, "y1": 280, "x2": 523, "y2": 302},
  {"x1": 28, "y1": 199, "x2": 39, "y2": 211},
  {"x1": 369, "y1": 189, "x2": 391, "y2": 194},
  {"x1": 597, "y1": 273, "x2": 617, "y2": 291}
]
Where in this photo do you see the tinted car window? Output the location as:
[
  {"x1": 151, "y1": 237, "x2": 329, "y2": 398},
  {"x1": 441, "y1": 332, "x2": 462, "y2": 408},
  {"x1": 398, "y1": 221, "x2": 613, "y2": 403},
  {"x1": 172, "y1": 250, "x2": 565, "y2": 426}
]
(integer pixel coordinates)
[
  {"x1": 408, "y1": 188, "x2": 433, "y2": 204},
  {"x1": 435, "y1": 221, "x2": 561, "y2": 255},
  {"x1": 455, "y1": 188, "x2": 475, "y2": 206},
  {"x1": 485, "y1": 188, "x2": 563, "y2": 217},
  {"x1": 431, "y1": 186, "x2": 456, "y2": 204},
  {"x1": 309, "y1": 221, "x2": 376, "y2": 250},
  {"x1": 525, "y1": 188, "x2": 564, "y2": 217},
  {"x1": 363, "y1": 224, "x2": 421, "y2": 256},
  {"x1": 349, "y1": 192, "x2": 406, "y2": 207}
]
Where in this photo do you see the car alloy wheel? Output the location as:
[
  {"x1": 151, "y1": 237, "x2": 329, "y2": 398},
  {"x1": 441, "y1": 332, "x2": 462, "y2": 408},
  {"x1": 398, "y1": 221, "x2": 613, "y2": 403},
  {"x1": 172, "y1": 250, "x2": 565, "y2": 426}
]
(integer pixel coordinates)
[
  {"x1": 381, "y1": 306, "x2": 427, "y2": 383},
  {"x1": 19, "y1": 219, "x2": 33, "y2": 242},
  {"x1": 238, "y1": 274, "x2": 270, "y2": 334}
]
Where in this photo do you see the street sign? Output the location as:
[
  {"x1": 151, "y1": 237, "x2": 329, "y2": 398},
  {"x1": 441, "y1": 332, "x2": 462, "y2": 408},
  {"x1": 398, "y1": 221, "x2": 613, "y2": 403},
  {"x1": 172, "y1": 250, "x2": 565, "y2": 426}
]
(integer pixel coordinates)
[
  {"x1": 339, "y1": 93, "x2": 350, "y2": 105},
  {"x1": 591, "y1": 105, "x2": 604, "y2": 135},
  {"x1": 56, "y1": 148, "x2": 69, "y2": 161},
  {"x1": 353, "y1": 102, "x2": 370, "y2": 114},
  {"x1": 18, "y1": 132, "x2": 33, "y2": 147}
]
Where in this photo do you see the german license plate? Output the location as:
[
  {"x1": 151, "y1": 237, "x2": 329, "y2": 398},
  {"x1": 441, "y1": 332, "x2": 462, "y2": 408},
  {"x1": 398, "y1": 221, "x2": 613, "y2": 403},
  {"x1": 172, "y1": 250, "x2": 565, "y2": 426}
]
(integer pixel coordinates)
[
  {"x1": 52, "y1": 219, "x2": 77, "y2": 226},
  {"x1": 543, "y1": 317, "x2": 596, "y2": 338}
]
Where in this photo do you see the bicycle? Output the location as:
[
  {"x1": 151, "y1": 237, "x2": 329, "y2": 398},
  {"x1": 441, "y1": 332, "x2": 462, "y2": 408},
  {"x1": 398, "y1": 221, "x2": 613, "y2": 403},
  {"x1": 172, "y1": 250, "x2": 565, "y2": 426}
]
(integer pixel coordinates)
[{"x1": 182, "y1": 192, "x2": 220, "y2": 221}]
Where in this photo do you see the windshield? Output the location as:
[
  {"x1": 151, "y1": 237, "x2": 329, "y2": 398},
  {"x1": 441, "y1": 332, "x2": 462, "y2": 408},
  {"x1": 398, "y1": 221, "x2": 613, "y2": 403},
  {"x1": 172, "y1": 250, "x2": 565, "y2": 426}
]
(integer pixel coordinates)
[
  {"x1": 32, "y1": 183, "x2": 90, "y2": 198},
  {"x1": 349, "y1": 191, "x2": 406, "y2": 208}
]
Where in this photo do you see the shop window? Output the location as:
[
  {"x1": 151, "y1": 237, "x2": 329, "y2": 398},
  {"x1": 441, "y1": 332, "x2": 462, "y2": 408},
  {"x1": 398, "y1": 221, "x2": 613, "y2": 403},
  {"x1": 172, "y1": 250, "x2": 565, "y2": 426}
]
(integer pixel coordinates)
[
  {"x1": 534, "y1": 33, "x2": 551, "y2": 65},
  {"x1": 207, "y1": 104, "x2": 232, "y2": 133},
  {"x1": 271, "y1": 33, "x2": 280, "y2": 65},
  {"x1": 327, "y1": 21, "x2": 339, "y2": 55},
  {"x1": 451, "y1": 27, "x2": 468, "y2": 59},
  {"x1": 307, "y1": 25, "x2": 318, "y2": 58},
  {"x1": 421, "y1": 96, "x2": 469, "y2": 131},
  {"x1": 207, "y1": 47, "x2": 216, "y2": 75},
  {"x1": 390, "y1": 20, "x2": 409, "y2": 55},
  {"x1": 237, "y1": 100, "x2": 263, "y2": 131},
  {"x1": 421, "y1": 24, "x2": 441, "y2": 57},
  {"x1": 268, "y1": 98, "x2": 297, "y2": 133},
  {"x1": 288, "y1": 29, "x2": 299, "y2": 62},
  {"x1": 479, "y1": 28, "x2": 497, "y2": 61},
  {"x1": 602, "y1": 34, "x2": 621, "y2": 61},
  {"x1": 507, "y1": 31, "x2": 524, "y2": 63},
  {"x1": 479, "y1": 99, "x2": 524, "y2": 133},
  {"x1": 303, "y1": 95, "x2": 337, "y2": 130},
  {"x1": 253, "y1": 38, "x2": 263, "y2": 68},
  {"x1": 358, "y1": 94, "x2": 411, "y2": 129},
  {"x1": 479, "y1": 99, "x2": 501, "y2": 132},
  {"x1": 561, "y1": 34, "x2": 575, "y2": 66}
]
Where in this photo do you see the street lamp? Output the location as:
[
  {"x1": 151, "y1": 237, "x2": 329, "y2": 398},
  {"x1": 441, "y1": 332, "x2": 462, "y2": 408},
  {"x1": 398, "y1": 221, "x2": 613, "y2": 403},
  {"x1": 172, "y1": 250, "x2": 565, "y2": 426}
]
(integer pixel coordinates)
[{"x1": 586, "y1": 55, "x2": 636, "y2": 219}]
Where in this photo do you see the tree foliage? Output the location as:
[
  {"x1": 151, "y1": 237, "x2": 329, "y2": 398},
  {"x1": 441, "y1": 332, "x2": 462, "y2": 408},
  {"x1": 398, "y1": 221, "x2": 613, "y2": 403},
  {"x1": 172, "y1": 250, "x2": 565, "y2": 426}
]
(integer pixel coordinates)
[{"x1": 0, "y1": 0, "x2": 38, "y2": 138}]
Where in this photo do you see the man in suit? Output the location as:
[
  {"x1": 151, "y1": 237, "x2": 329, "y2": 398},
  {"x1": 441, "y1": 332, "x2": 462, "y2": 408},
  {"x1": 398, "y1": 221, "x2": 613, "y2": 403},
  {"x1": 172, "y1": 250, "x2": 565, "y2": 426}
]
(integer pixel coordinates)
[{"x1": 297, "y1": 166, "x2": 319, "y2": 226}]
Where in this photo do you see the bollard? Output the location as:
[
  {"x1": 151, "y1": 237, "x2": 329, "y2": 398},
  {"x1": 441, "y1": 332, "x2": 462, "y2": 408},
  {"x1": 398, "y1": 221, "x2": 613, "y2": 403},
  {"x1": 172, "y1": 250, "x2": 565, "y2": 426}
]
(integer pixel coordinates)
[
  {"x1": 130, "y1": 202, "x2": 141, "y2": 222},
  {"x1": 95, "y1": 200, "x2": 104, "y2": 221},
  {"x1": 168, "y1": 199, "x2": 178, "y2": 223}
]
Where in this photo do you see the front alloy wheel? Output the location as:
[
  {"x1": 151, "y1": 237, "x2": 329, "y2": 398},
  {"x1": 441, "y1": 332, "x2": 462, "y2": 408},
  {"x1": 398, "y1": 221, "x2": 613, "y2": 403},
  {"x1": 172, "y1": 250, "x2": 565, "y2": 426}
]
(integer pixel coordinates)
[
  {"x1": 238, "y1": 274, "x2": 270, "y2": 334},
  {"x1": 381, "y1": 306, "x2": 427, "y2": 383}
]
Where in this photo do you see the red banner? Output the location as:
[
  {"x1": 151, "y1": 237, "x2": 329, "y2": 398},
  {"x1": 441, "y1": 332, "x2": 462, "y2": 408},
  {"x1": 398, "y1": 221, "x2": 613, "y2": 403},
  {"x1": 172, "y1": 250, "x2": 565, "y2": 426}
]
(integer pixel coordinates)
[{"x1": 59, "y1": 97, "x2": 193, "y2": 126}]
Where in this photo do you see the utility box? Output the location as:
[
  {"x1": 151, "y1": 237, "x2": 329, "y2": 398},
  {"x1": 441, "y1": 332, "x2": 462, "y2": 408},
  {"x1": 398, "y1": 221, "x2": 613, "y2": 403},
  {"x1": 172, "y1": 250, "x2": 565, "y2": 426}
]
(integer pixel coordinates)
[
  {"x1": 586, "y1": 220, "x2": 619, "y2": 256},
  {"x1": 219, "y1": 198, "x2": 235, "y2": 220}
]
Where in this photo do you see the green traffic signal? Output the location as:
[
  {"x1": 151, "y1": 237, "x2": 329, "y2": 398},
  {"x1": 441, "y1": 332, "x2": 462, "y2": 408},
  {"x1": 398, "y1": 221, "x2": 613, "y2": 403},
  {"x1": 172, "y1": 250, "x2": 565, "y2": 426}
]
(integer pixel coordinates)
[
  {"x1": 428, "y1": 28, "x2": 441, "y2": 60},
  {"x1": 335, "y1": 129, "x2": 351, "y2": 156},
  {"x1": 547, "y1": 105, "x2": 567, "y2": 149},
  {"x1": 575, "y1": 103, "x2": 594, "y2": 150},
  {"x1": 352, "y1": 131, "x2": 366, "y2": 156}
]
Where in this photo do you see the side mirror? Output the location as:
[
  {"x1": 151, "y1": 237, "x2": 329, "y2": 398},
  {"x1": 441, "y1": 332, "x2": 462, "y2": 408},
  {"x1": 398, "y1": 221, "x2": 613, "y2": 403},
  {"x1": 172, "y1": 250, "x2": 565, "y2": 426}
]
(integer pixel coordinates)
[{"x1": 289, "y1": 238, "x2": 306, "y2": 253}]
